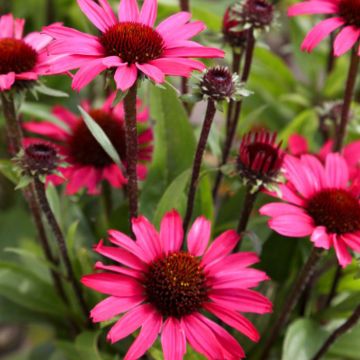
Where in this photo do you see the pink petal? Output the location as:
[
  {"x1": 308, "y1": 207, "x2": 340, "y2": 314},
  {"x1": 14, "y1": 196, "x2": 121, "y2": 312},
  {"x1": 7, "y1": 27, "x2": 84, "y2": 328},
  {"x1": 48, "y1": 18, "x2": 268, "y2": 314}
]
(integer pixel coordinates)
[
  {"x1": 139, "y1": 0, "x2": 157, "y2": 27},
  {"x1": 288, "y1": 1, "x2": 339, "y2": 16},
  {"x1": 187, "y1": 216, "x2": 211, "y2": 257},
  {"x1": 114, "y1": 64, "x2": 138, "y2": 91},
  {"x1": 301, "y1": 17, "x2": 344, "y2": 53},
  {"x1": 288, "y1": 134, "x2": 309, "y2": 156},
  {"x1": 94, "y1": 240, "x2": 147, "y2": 271},
  {"x1": 269, "y1": 214, "x2": 314, "y2": 237},
  {"x1": 107, "y1": 303, "x2": 154, "y2": 343},
  {"x1": 98, "y1": 0, "x2": 118, "y2": 25},
  {"x1": 300, "y1": 154, "x2": 326, "y2": 190},
  {"x1": 278, "y1": 183, "x2": 305, "y2": 206},
  {"x1": 160, "y1": 210, "x2": 184, "y2": 254},
  {"x1": 209, "y1": 289, "x2": 272, "y2": 314},
  {"x1": 204, "y1": 302, "x2": 259, "y2": 342},
  {"x1": 124, "y1": 310, "x2": 162, "y2": 360},
  {"x1": 136, "y1": 63, "x2": 165, "y2": 83},
  {"x1": 52, "y1": 106, "x2": 78, "y2": 127},
  {"x1": 181, "y1": 314, "x2": 224, "y2": 359},
  {"x1": 132, "y1": 216, "x2": 162, "y2": 259},
  {"x1": 333, "y1": 235, "x2": 353, "y2": 267},
  {"x1": 156, "y1": 12, "x2": 192, "y2": 40},
  {"x1": 23, "y1": 121, "x2": 68, "y2": 141},
  {"x1": 161, "y1": 318, "x2": 187, "y2": 360},
  {"x1": 260, "y1": 202, "x2": 307, "y2": 217},
  {"x1": 334, "y1": 26, "x2": 360, "y2": 56},
  {"x1": 90, "y1": 295, "x2": 144, "y2": 322},
  {"x1": 0, "y1": 73, "x2": 15, "y2": 91},
  {"x1": 14, "y1": 18, "x2": 25, "y2": 39},
  {"x1": 149, "y1": 58, "x2": 205, "y2": 77},
  {"x1": 24, "y1": 32, "x2": 54, "y2": 51},
  {"x1": 102, "y1": 164, "x2": 127, "y2": 188},
  {"x1": 15, "y1": 72, "x2": 38, "y2": 81},
  {"x1": 81, "y1": 273, "x2": 143, "y2": 297},
  {"x1": 94, "y1": 261, "x2": 142, "y2": 279},
  {"x1": 108, "y1": 229, "x2": 150, "y2": 262},
  {"x1": 166, "y1": 21, "x2": 205, "y2": 42},
  {"x1": 119, "y1": 0, "x2": 139, "y2": 22},
  {"x1": 72, "y1": 58, "x2": 107, "y2": 91},
  {"x1": 325, "y1": 153, "x2": 349, "y2": 188},
  {"x1": 77, "y1": 0, "x2": 115, "y2": 32},
  {"x1": 202, "y1": 230, "x2": 239, "y2": 267},
  {"x1": 0, "y1": 14, "x2": 14, "y2": 38},
  {"x1": 103, "y1": 56, "x2": 123, "y2": 67},
  {"x1": 342, "y1": 233, "x2": 360, "y2": 253},
  {"x1": 311, "y1": 226, "x2": 332, "y2": 249},
  {"x1": 164, "y1": 46, "x2": 225, "y2": 58},
  {"x1": 205, "y1": 252, "x2": 260, "y2": 273}
]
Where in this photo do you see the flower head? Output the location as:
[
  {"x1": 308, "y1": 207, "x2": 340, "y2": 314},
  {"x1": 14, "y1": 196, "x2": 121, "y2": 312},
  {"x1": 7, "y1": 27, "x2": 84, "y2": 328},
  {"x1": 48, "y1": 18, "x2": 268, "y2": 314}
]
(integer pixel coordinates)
[
  {"x1": 288, "y1": 0, "x2": 360, "y2": 56},
  {"x1": 24, "y1": 93, "x2": 152, "y2": 194},
  {"x1": 223, "y1": 4, "x2": 249, "y2": 48},
  {"x1": 237, "y1": 130, "x2": 284, "y2": 190},
  {"x1": 0, "y1": 13, "x2": 53, "y2": 91},
  {"x1": 43, "y1": 0, "x2": 224, "y2": 91},
  {"x1": 260, "y1": 153, "x2": 360, "y2": 267},
  {"x1": 82, "y1": 210, "x2": 271, "y2": 359}
]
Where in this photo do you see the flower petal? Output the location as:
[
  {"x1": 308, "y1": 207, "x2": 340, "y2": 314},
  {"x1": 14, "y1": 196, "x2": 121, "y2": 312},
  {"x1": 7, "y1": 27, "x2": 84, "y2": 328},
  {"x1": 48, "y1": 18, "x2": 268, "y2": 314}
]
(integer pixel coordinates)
[
  {"x1": 269, "y1": 214, "x2": 314, "y2": 237},
  {"x1": 187, "y1": 216, "x2": 211, "y2": 256},
  {"x1": 114, "y1": 64, "x2": 138, "y2": 91},
  {"x1": 333, "y1": 235, "x2": 353, "y2": 268},
  {"x1": 260, "y1": 202, "x2": 307, "y2": 217},
  {"x1": 139, "y1": 0, "x2": 157, "y2": 27},
  {"x1": 311, "y1": 226, "x2": 332, "y2": 249},
  {"x1": 149, "y1": 58, "x2": 205, "y2": 77},
  {"x1": 0, "y1": 73, "x2": 15, "y2": 91},
  {"x1": 325, "y1": 153, "x2": 349, "y2": 188},
  {"x1": 334, "y1": 26, "x2": 360, "y2": 56},
  {"x1": 342, "y1": 233, "x2": 360, "y2": 253},
  {"x1": 160, "y1": 210, "x2": 184, "y2": 254},
  {"x1": 161, "y1": 317, "x2": 187, "y2": 360},
  {"x1": 72, "y1": 58, "x2": 107, "y2": 91},
  {"x1": 0, "y1": 14, "x2": 14, "y2": 38},
  {"x1": 136, "y1": 62, "x2": 165, "y2": 83},
  {"x1": 119, "y1": 0, "x2": 139, "y2": 22},
  {"x1": 288, "y1": 1, "x2": 339, "y2": 16}
]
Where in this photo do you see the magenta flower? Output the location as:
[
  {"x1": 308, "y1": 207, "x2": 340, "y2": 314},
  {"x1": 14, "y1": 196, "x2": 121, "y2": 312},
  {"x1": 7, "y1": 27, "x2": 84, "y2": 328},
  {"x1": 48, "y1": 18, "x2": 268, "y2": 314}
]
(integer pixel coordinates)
[
  {"x1": 24, "y1": 93, "x2": 152, "y2": 195},
  {"x1": 0, "y1": 13, "x2": 53, "y2": 91},
  {"x1": 288, "y1": 134, "x2": 360, "y2": 180},
  {"x1": 288, "y1": 0, "x2": 360, "y2": 56},
  {"x1": 260, "y1": 153, "x2": 360, "y2": 267},
  {"x1": 82, "y1": 210, "x2": 271, "y2": 359},
  {"x1": 43, "y1": 0, "x2": 224, "y2": 91}
]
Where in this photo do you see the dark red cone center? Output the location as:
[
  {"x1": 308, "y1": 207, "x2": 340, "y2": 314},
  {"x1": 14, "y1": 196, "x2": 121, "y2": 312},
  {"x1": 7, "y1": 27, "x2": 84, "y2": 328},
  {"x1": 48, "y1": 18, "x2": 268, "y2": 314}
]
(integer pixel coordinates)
[
  {"x1": 339, "y1": 0, "x2": 360, "y2": 27},
  {"x1": 0, "y1": 38, "x2": 37, "y2": 74},
  {"x1": 100, "y1": 22, "x2": 164, "y2": 64}
]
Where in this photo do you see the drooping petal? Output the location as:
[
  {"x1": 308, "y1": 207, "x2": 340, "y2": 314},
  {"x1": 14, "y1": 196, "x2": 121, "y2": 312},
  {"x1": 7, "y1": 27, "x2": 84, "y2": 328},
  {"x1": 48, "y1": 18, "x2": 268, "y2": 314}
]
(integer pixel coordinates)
[
  {"x1": 159, "y1": 210, "x2": 184, "y2": 254},
  {"x1": 268, "y1": 214, "x2": 314, "y2": 237},
  {"x1": 114, "y1": 64, "x2": 138, "y2": 91},
  {"x1": 90, "y1": 295, "x2": 144, "y2": 322},
  {"x1": 311, "y1": 226, "x2": 332, "y2": 249},
  {"x1": 149, "y1": 58, "x2": 205, "y2": 77},
  {"x1": 260, "y1": 202, "x2": 307, "y2": 218},
  {"x1": 0, "y1": 73, "x2": 15, "y2": 91},
  {"x1": 23, "y1": 121, "x2": 69, "y2": 142},
  {"x1": 139, "y1": 0, "x2": 158, "y2": 27},
  {"x1": 187, "y1": 216, "x2": 211, "y2": 256},
  {"x1": 119, "y1": 0, "x2": 140, "y2": 22},
  {"x1": 136, "y1": 63, "x2": 165, "y2": 83},
  {"x1": 161, "y1": 318, "x2": 187, "y2": 360},
  {"x1": 124, "y1": 310, "x2": 162, "y2": 360},
  {"x1": 333, "y1": 235, "x2": 353, "y2": 267},
  {"x1": 334, "y1": 26, "x2": 360, "y2": 56},
  {"x1": 301, "y1": 17, "x2": 344, "y2": 53},
  {"x1": 107, "y1": 303, "x2": 154, "y2": 343},
  {"x1": 342, "y1": 233, "x2": 360, "y2": 253},
  {"x1": 94, "y1": 261, "x2": 142, "y2": 279},
  {"x1": 72, "y1": 58, "x2": 108, "y2": 91}
]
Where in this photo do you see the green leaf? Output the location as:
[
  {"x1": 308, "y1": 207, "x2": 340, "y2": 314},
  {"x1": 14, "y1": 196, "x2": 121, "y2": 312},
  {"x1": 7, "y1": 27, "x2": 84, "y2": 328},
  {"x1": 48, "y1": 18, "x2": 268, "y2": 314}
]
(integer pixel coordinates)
[
  {"x1": 0, "y1": 159, "x2": 19, "y2": 184},
  {"x1": 34, "y1": 83, "x2": 69, "y2": 98},
  {"x1": 75, "y1": 331, "x2": 103, "y2": 360},
  {"x1": 140, "y1": 84, "x2": 196, "y2": 219},
  {"x1": 282, "y1": 319, "x2": 328, "y2": 360},
  {"x1": 78, "y1": 106, "x2": 124, "y2": 171}
]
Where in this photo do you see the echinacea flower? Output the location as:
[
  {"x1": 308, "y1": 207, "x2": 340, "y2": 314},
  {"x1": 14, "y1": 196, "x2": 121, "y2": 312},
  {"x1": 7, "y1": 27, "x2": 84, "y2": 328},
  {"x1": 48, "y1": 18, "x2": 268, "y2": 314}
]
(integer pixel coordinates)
[
  {"x1": 223, "y1": 4, "x2": 249, "y2": 48},
  {"x1": 260, "y1": 153, "x2": 360, "y2": 267},
  {"x1": 0, "y1": 13, "x2": 53, "y2": 91},
  {"x1": 24, "y1": 93, "x2": 152, "y2": 194},
  {"x1": 82, "y1": 210, "x2": 271, "y2": 359},
  {"x1": 288, "y1": 134, "x2": 360, "y2": 180},
  {"x1": 288, "y1": 0, "x2": 360, "y2": 56},
  {"x1": 237, "y1": 129, "x2": 284, "y2": 189},
  {"x1": 43, "y1": 0, "x2": 224, "y2": 91}
]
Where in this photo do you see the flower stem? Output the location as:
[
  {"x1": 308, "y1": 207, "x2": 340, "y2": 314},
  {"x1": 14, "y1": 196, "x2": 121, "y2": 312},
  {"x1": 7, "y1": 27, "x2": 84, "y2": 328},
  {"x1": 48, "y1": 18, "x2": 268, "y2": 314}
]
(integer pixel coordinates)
[
  {"x1": 260, "y1": 248, "x2": 323, "y2": 360},
  {"x1": 311, "y1": 303, "x2": 360, "y2": 360},
  {"x1": 33, "y1": 176, "x2": 89, "y2": 321},
  {"x1": 333, "y1": 46, "x2": 359, "y2": 152},
  {"x1": 183, "y1": 100, "x2": 216, "y2": 233},
  {"x1": 212, "y1": 30, "x2": 255, "y2": 202},
  {"x1": 123, "y1": 82, "x2": 139, "y2": 230},
  {"x1": 0, "y1": 94, "x2": 70, "y2": 308},
  {"x1": 235, "y1": 186, "x2": 258, "y2": 250},
  {"x1": 324, "y1": 264, "x2": 342, "y2": 308}
]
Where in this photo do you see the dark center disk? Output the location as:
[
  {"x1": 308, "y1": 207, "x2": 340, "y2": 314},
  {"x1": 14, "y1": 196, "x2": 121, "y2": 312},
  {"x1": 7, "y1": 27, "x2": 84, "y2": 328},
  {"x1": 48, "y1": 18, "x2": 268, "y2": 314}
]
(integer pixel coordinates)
[
  {"x1": 339, "y1": 0, "x2": 360, "y2": 27},
  {"x1": 143, "y1": 252, "x2": 208, "y2": 318},
  {"x1": 100, "y1": 22, "x2": 164, "y2": 64},
  {"x1": 307, "y1": 189, "x2": 360, "y2": 234},
  {"x1": 0, "y1": 38, "x2": 37, "y2": 74},
  {"x1": 69, "y1": 109, "x2": 127, "y2": 168}
]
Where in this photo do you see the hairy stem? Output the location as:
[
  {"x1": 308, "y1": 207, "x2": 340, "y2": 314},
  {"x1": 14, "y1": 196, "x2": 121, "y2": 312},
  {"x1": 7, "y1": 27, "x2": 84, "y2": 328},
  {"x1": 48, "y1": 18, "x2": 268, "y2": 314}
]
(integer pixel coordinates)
[
  {"x1": 33, "y1": 177, "x2": 89, "y2": 321},
  {"x1": 333, "y1": 46, "x2": 359, "y2": 151},
  {"x1": 312, "y1": 304, "x2": 360, "y2": 360},
  {"x1": 260, "y1": 248, "x2": 323, "y2": 360},
  {"x1": 183, "y1": 100, "x2": 216, "y2": 233},
  {"x1": 123, "y1": 82, "x2": 139, "y2": 230}
]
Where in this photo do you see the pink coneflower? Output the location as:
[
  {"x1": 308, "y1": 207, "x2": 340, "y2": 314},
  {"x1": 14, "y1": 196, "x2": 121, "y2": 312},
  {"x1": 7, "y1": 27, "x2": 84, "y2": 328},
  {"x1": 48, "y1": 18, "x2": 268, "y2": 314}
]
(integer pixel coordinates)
[
  {"x1": 288, "y1": 0, "x2": 360, "y2": 56},
  {"x1": 260, "y1": 153, "x2": 360, "y2": 267},
  {"x1": 24, "y1": 93, "x2": 152, "y2": 195},
  {"x1": 288, "y1": 134, "x2": 360, "y2": 180},
  {"x1": 43, "y1": 0, "x2": 224, "y2": 91},
  {"x1": 0, "y1": 13, "x2": 53, "y2": 91},
  {"x1": 82, "y1": 210, "x2": 271, "y2": 359}
]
